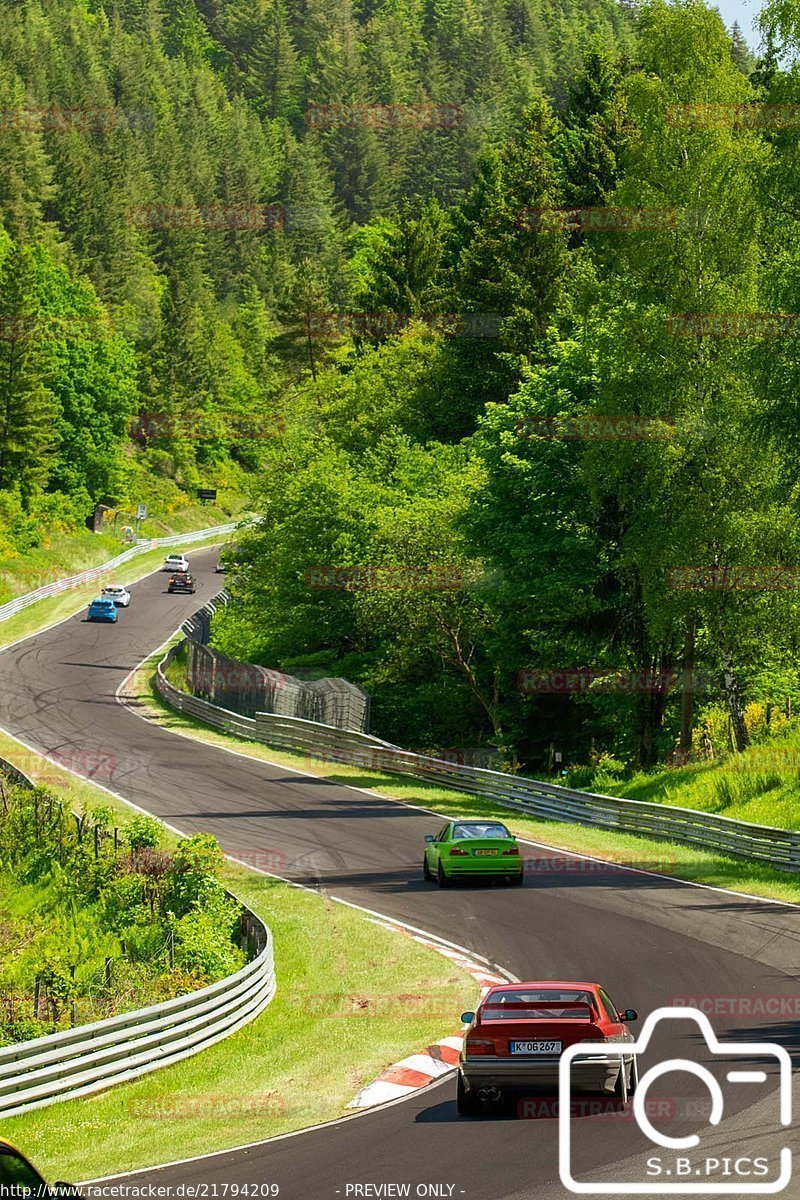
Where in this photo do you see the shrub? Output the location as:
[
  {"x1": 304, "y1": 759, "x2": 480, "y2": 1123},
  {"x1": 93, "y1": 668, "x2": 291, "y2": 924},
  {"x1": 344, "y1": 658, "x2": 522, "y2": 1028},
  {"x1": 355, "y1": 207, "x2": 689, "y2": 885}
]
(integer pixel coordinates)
[
  {"x1": 164, "y1": 833, "x2": 226, "y2": 918},
  {"x1": 101, "y1": 874, "x2": 149, "y2": 932},
  {"x1": 124, "y1": 815, "x2": 163, "y2": 852},
  {"x1": 173, "y1": 892, "x2": 245, "y2": 981}
]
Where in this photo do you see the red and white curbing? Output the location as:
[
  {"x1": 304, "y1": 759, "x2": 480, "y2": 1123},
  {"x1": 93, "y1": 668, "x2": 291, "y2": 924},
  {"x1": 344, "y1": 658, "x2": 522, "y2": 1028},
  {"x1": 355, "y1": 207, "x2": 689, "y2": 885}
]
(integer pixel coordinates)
[{"x1": 348, "y1": 919, "x2": 511, "y2": 1109}]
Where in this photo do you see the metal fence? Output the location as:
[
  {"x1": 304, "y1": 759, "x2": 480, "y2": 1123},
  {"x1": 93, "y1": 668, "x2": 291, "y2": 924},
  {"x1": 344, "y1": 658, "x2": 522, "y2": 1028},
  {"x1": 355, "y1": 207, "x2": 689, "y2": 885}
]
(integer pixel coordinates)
[
  {"x1": 181, "y1": 597, "x2": 370, "y2": 733},
  {"x1": 0, "y1": 754, "x2": 276, "y2": 1117},
  {"x1": 0, "y1": 522, "x2": 238, "y2": 626},
  {"x1": 156, "y1": 643, "x2": 800, "y2": 874}
]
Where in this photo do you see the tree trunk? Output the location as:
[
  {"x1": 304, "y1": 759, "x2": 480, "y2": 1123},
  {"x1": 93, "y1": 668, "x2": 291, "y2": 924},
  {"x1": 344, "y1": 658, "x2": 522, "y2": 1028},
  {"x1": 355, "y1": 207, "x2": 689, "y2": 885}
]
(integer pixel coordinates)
[
  {"x1": 721, "y1": 647, "x2": 749, "y2": 751},
  {"x1": 679, "y1": 615, "x2": 696, "y2": 760}
]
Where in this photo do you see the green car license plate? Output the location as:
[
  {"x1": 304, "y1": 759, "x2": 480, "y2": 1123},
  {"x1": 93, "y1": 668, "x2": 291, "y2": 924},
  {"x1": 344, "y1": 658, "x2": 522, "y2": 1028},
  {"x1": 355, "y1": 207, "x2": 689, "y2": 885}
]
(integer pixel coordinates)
[
  {"x1": 474, "y1": 848, "x2": 498, "y2": 856},
  {"x1": 510, "y1": 1040, "x2": 562, "y2": 1054}
]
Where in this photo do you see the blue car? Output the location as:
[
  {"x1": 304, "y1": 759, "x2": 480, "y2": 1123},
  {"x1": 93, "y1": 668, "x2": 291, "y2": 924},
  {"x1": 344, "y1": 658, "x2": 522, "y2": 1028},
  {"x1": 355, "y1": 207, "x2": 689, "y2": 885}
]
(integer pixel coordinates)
[{"x1": 87, "y1": 597, "x2": 118, "y2": 623}]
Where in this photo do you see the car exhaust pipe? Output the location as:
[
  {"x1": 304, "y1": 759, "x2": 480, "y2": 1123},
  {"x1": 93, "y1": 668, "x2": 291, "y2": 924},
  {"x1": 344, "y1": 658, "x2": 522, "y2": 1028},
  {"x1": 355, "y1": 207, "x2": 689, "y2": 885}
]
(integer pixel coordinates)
[{"x1": 477, "y1": 1086, "x2": 502, "y2": 1104}]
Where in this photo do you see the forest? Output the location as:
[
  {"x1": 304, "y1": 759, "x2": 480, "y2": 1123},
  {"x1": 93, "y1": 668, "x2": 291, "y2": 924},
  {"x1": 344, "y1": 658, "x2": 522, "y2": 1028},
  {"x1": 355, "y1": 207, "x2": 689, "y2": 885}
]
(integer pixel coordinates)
[{"x1": 5, "y1": 0, "x2": 800, "y2": 773}]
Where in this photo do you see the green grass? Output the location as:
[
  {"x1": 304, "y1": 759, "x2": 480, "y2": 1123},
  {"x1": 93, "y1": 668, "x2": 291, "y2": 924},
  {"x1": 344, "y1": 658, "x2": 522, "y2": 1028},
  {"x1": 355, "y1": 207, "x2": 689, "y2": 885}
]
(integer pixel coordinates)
[
  {"x1": 0, "y1": 492, "x2": 246, "y2": 608},
  {"x1": 0, "y1": 722, "x2": 476, "y2": 1179},
  {"x1": 123, "y1": 650, "x2": 800, "y2": 907},
  {"x1": 573, "y1": 738, "x2": 800, "y2": 832},
  {"x1": 0, "y1": 534, "x2": 233, "y2": 652},
  {"x1": 2, "y1": 866, "x2": 473, "y2": 1182}
]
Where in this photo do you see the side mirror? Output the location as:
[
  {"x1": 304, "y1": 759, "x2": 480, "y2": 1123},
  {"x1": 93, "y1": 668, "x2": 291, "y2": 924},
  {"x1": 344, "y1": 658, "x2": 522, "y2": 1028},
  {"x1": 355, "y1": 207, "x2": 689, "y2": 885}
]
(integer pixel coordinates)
[
  {"x1": 620, "y1": 1009, "x2": 638, "y2": 1022},
  {"x1": 424, "y1": 834, "x2": 435, "y2": 843},
  {"x1": 460, "y1": 1011, "x2": 475, "y2": 1024}
]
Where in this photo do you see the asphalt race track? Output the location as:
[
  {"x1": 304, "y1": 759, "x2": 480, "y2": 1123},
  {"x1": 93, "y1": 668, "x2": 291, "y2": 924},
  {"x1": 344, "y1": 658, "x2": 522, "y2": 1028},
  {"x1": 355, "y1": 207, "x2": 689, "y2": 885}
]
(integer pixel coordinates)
[{"x1": 0, "y1": 548, "x2": 798, "y2": 1200}]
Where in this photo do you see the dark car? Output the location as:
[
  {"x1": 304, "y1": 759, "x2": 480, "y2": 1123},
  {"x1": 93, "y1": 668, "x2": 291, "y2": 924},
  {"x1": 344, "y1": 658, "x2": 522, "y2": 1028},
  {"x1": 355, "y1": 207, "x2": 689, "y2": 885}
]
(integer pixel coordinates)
[
  {"x1": 167, "y1": 571, "x2": 196, "y2": 594},
  {"x1": 0, "y1": 1139, "x2": 82, "y2": 1199}
]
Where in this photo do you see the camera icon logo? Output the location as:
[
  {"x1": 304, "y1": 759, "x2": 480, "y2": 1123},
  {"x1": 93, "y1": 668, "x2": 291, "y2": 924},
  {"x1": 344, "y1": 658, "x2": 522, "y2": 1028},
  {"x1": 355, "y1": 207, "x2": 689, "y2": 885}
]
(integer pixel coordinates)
[{"x1": 558, "y1": 1006, "x2": 792, "y2": 1194}]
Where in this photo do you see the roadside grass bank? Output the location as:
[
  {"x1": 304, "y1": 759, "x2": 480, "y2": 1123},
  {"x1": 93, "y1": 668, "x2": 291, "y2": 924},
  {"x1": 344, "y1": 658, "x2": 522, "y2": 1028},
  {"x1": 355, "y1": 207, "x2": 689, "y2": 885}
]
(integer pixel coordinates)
[
  {"x1": 567, "y1": 743, "x2": 800, "y2": 832},
  {"x1": 0, "y1": 734, "x2": 475, "y2": 1180},
  {"x1": 0, "y1": 490, "x2": 246, "y2": 607},
  {"x1": 0, "y1": 532, "x2": 235, "y2": 651},
  {"x1": 126, "y1": 650, "x2": 800, "y2": 907}
]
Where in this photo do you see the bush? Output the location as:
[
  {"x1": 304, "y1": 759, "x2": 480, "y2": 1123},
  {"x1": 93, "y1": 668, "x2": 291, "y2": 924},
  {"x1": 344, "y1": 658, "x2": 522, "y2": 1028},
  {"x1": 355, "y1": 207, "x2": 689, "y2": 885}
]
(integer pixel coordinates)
[
  {"x1": 101, "y1": 873, "x2": 149, "y2": 932},
  {"x1": 174, "y1": 892, "x2": 246, "y2": 981},
  {"x1": 124, "y1": 815, "x2": 163, "y2": 853},
  {"x1": 164, "y1": 833, "x2": 226, "y2": 918}
]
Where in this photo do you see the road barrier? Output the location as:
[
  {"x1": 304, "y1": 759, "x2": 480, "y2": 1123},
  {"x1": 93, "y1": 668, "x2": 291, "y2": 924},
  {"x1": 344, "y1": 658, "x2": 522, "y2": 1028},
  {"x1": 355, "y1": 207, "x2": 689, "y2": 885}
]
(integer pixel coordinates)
[
  {"x1": 0, "y1": 754, "x2": 275, "y2": 1117},
  {"x1": 0, "y1": 522, "x2": 238, "y2": 626},
  {"x1": 156, "y1": 600, "x2": 800, "y2": 874}
]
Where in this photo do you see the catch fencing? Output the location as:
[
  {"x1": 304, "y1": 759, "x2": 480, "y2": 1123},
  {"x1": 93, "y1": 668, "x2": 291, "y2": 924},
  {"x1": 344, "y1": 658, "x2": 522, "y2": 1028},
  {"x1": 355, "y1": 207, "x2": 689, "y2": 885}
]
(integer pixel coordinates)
[
  {"x1": 0, "y1": 522, "x2": 238, "y2": 626},
  {"x1": 157, "y1": 612, "x2": 800, "y2": 874},
  {"x1": 180, "y1": 596, "x2": 370, "y2": 733},
  {"x1": 0, "y1": 755, "x2": 276, "y2": 1117}
]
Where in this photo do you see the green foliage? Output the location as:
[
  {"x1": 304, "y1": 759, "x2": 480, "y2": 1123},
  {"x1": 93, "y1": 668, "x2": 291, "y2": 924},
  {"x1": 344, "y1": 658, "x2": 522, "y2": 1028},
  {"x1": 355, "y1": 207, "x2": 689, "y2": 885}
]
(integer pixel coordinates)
[
  {"x1": 173, "y1": 891, "x2": 245, "y2": 978},
  {"x1": 0, "y1": 784, "x2": 245, "y2": 1043},
  {"x1": 123, "y1": 814, "x2": 164, "y2": 852}
]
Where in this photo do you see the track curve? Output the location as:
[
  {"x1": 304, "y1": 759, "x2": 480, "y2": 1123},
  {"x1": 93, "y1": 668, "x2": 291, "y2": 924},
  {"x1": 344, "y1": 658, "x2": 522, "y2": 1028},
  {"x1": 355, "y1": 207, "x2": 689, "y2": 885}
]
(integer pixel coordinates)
[{"x1": 0, "y1": 549, "x2": 797, "y2": 1200}]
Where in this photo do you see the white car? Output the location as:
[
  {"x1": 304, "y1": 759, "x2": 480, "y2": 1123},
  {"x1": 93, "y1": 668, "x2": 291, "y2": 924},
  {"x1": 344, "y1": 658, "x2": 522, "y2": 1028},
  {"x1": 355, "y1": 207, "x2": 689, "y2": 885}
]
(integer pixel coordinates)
[
  {"x1": 163, "y1": 554, "x2": 189, "y2": 573},
  {"x1": 102, "y1": 585, "x2": 131, "y2": 607}
]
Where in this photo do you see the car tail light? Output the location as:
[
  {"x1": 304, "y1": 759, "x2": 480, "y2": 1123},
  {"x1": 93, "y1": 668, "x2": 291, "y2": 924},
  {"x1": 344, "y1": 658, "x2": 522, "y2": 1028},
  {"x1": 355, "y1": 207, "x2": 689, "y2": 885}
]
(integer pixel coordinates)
[
  {"x1": 449, "y1": 847, "x2": 469, "y2": 857},
  {"x1": 501, "y1": 846, "x2": 519, "y2": 856},
  {"x1": 465, "y1": 1034, "x2": 496, "y2": 1055}
]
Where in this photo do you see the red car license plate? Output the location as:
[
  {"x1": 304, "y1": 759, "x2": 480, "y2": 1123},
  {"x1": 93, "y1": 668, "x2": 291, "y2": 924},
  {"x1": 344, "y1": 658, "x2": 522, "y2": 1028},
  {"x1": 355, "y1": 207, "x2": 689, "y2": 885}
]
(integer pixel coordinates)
[{"x1": 510, "y1": 1040, "x2": 562, "y2": 1054}]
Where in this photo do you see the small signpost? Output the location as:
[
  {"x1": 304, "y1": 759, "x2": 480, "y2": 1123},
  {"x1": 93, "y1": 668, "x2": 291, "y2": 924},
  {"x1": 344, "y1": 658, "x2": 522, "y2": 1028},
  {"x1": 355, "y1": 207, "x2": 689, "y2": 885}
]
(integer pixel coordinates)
[{"x1": 197, "y1": 488, "x2": 217, "y2": 503}]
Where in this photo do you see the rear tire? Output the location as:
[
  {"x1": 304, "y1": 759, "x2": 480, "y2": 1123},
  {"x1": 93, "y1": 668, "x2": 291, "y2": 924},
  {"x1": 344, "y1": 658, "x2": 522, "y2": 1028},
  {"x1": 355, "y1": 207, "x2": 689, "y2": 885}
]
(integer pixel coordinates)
[
  {"x1": 628, "y1": 1054, "x2": 639, "y2": 1095},
  {"x1": 437, "y1": 862, "x2": 451, "y2": 888},
  {"x1": 456, "y1": 1073, "x2": 480, "y2": 1117}
]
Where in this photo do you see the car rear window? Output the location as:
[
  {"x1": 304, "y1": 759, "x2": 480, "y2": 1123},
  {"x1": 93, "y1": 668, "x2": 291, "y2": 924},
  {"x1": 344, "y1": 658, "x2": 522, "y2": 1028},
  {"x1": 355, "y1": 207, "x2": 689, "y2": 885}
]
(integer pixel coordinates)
[
  {"x1": 481, "y1": 989, "x2": 596, "y2": 1019},
  {"x1": 452, "y1": 822, "x2": 510, "y2": 840}
]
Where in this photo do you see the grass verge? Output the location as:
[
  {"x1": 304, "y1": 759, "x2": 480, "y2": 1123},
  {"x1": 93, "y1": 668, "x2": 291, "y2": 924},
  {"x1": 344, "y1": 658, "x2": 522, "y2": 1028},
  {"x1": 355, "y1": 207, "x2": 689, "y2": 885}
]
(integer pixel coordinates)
[
  {"x1": 574, "y1": 747, "x2": 800, "y2": 831},
  {"x1": 124, "y1": 651, "x2": 800, "y2": 907},
  {"x1": 0, "y1": 735, "x2": 476, "y2": 1180},
  {"x1": 0, "y1": 534, "x2": 233, "y2": 652}
]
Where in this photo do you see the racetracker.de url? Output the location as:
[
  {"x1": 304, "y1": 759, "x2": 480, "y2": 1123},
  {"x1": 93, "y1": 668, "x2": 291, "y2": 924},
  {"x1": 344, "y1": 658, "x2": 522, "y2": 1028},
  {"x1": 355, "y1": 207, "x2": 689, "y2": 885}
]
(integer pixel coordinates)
[{"x1": 0, "y1": 1188, "x2": 279, "y2": 1198}]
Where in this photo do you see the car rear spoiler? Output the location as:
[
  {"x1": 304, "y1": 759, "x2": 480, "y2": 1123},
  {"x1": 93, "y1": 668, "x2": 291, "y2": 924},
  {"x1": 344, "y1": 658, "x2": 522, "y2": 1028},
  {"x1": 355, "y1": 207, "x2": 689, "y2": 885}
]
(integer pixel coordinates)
[{"x1": 480, "y1": 1000, "x2": 599, "y2": 1018}]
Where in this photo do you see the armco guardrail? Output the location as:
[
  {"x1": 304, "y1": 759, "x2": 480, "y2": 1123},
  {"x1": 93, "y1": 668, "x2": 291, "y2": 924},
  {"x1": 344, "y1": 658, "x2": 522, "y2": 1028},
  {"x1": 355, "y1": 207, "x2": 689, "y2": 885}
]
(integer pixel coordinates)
[
  {"x1": 0, "y1": 521, "x2": 238, "y2": 626},
  {"x1": 155, "y1": 612, "x2": 800, "y2": 874},
  {"x1": 0, "y1": 750, "x2": 275, "y2": 1117}
]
